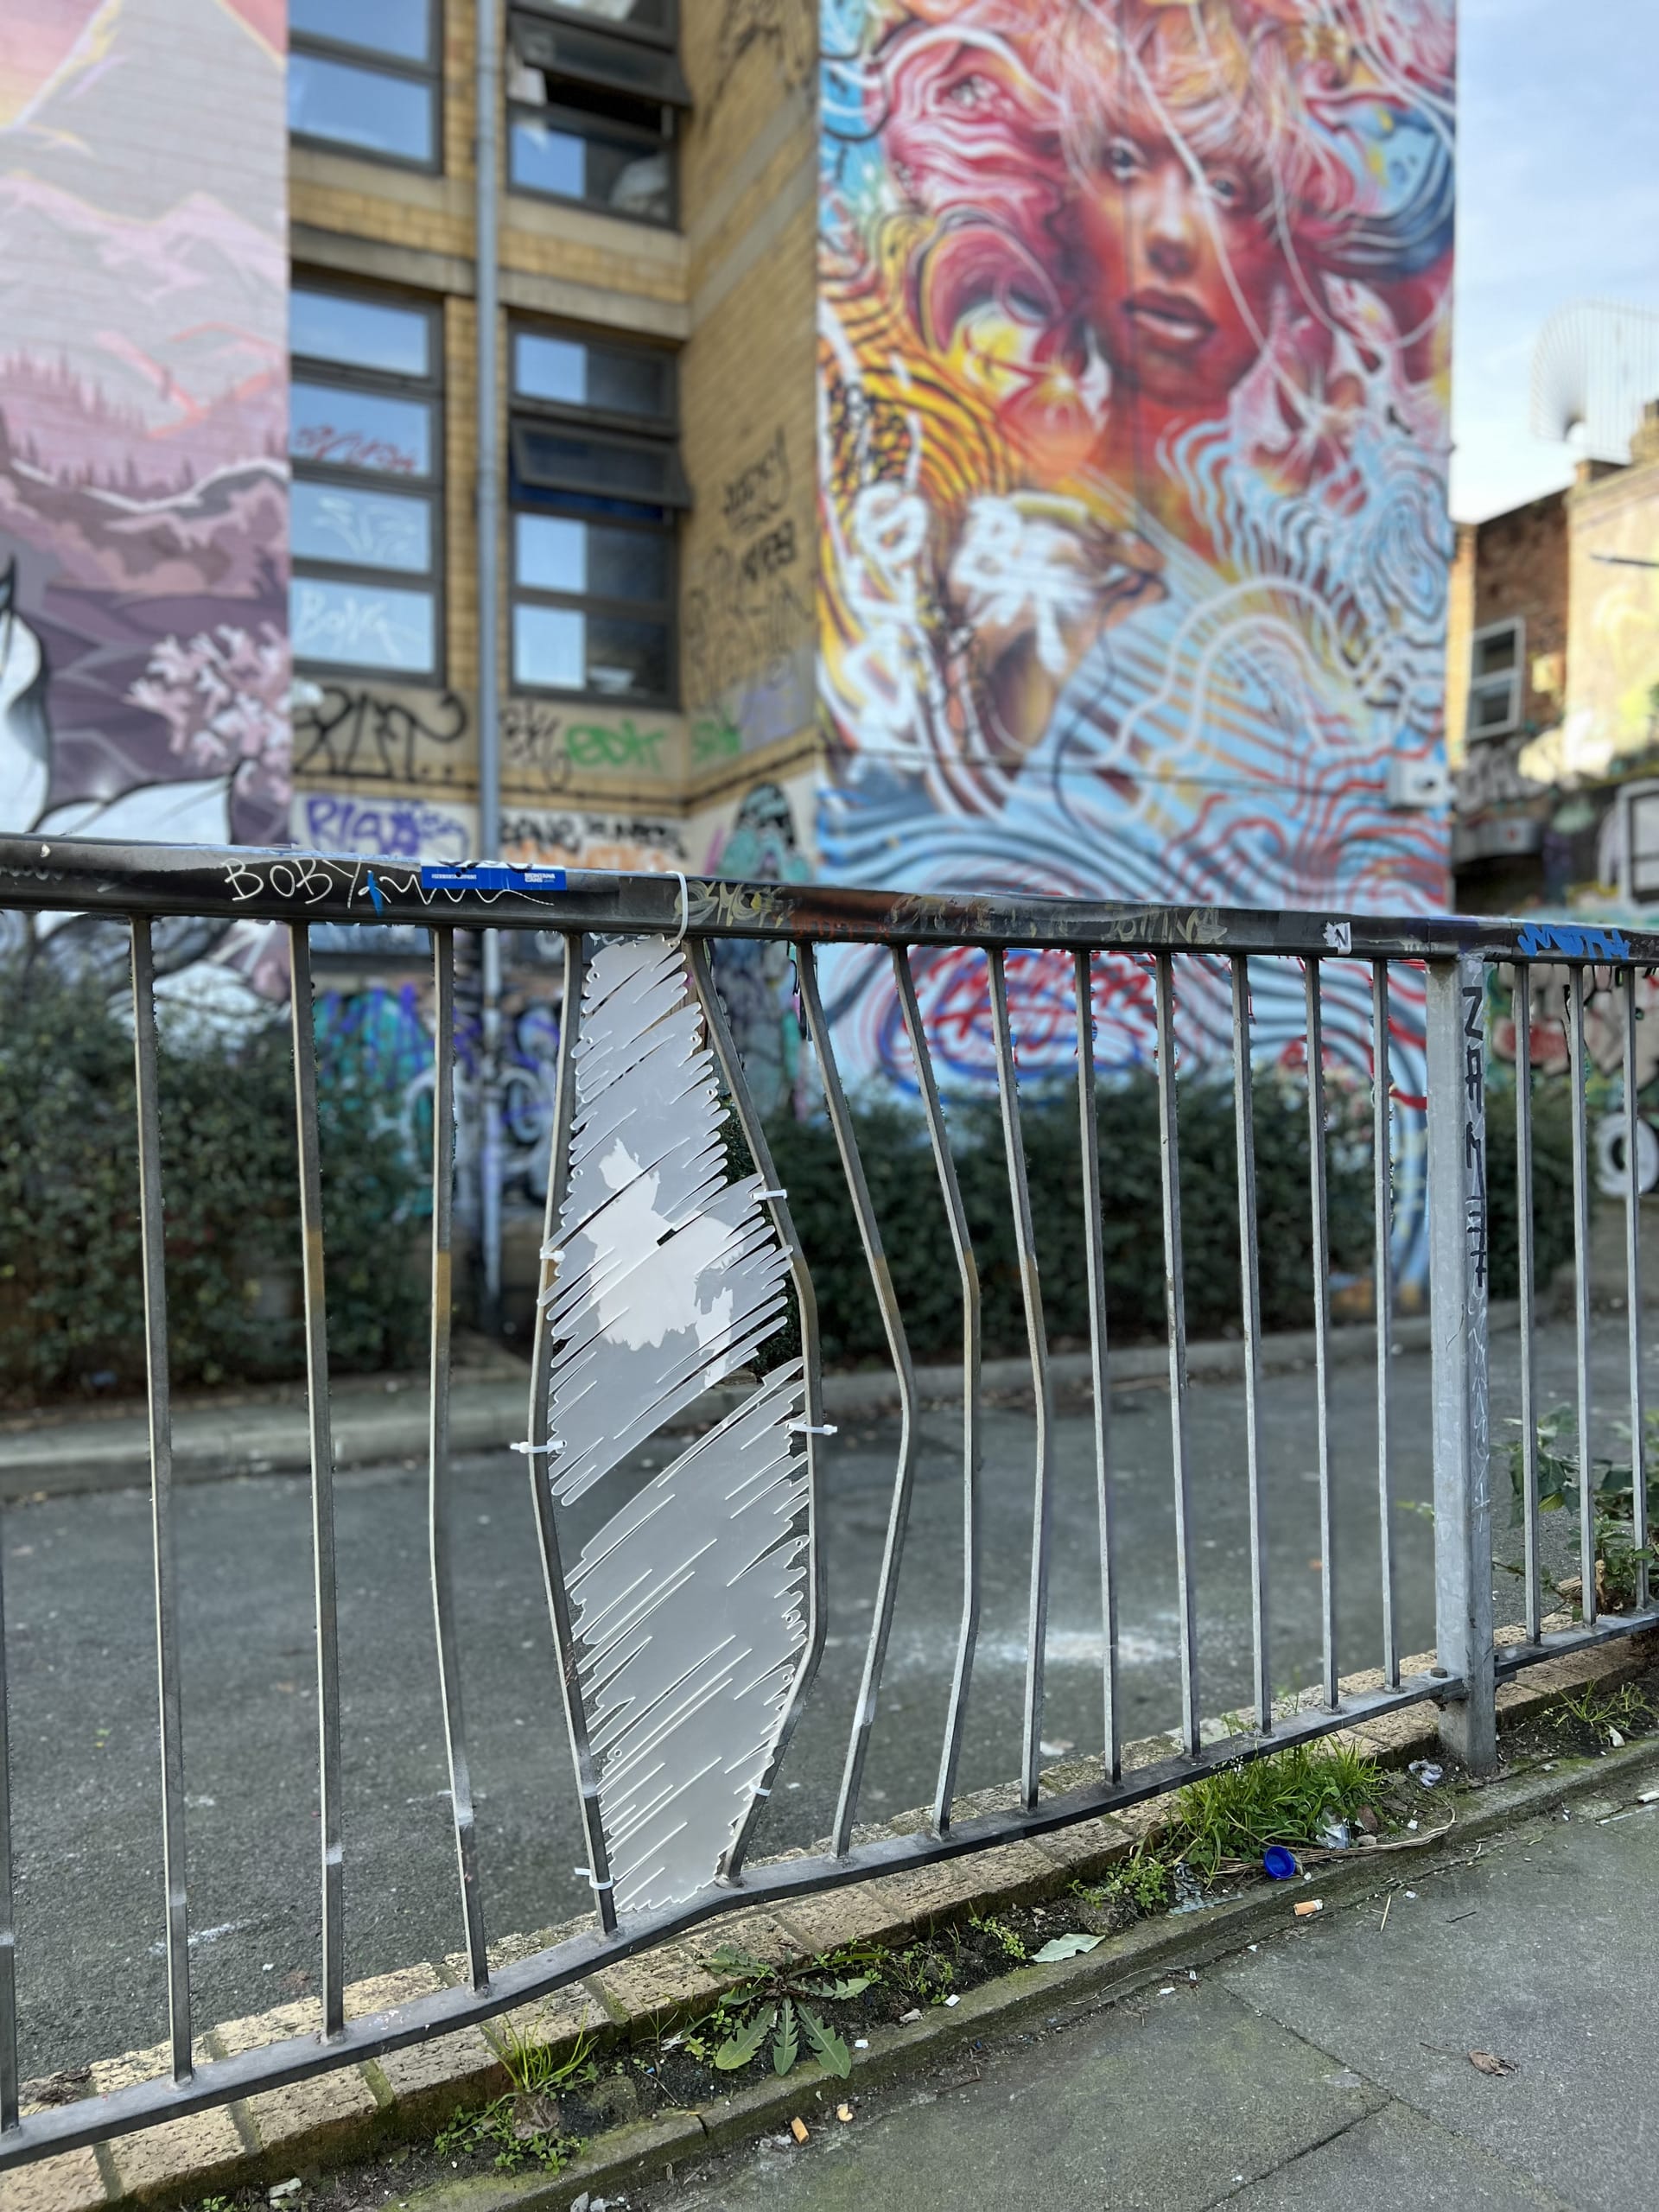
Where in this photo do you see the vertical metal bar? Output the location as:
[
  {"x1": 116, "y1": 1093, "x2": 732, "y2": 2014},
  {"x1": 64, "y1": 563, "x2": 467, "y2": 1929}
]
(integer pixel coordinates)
[
  {"x1": 893, "y1": 950, "x2": 983, "y2": 1831},
  {"x1": 524, "y1": 933, "x2": 616, "y2": 1933},
  {"x1": 1305, "y1": 961, "x2": 1337, "y2": 1708},
  {"x1": 130, "y1": 918, "x2": 193, "y2": 2080},
  {"x1": 1154, "y1": 954, "x2": 1200, "y2": 1757},
  {"x1": 1514, "y1": 966, "x2": 1542, "y2": 1643},
  {"x1": 429, "y1": 928, "x2": 487, "y2": 1985},
  {"x1": 1567, "y1": 967, "x2": 1597, "y2": 1621},
  {"x1": 1426, "y1": 952, "x2": 1497, "y2": 1774},
  {"x1": 288, "y1": 925, "x2": 345, "y2": 2038},
  {"x1": 688, "y1": 939, "x2": 829, "y2": 1880},
  {"x1": 1373, "y1": 960, "x2": 1399, "y2": 1687},
  {"x1": 474, "y1": 0, "x2": 505, "y2": 1326},
  {"x1": 1231, "y1": 957, "x2": 1269, "y2": 1733},
  {"x1": 796, "y1": 946, "x2": 920, "y2": 1854},
  {"x1": 1624, "y1": 967, "x2": 1649, "y2": 1611},
  {"x1": 988, "y1": 952, "x2": 1057, "y2": 1808},
  {"x1": 1074, "y1": 951, "x2": 1120, "y2": 1781},
  {"x1": 0, "y1": 1535, "x2": 17, "y2": 2129}
]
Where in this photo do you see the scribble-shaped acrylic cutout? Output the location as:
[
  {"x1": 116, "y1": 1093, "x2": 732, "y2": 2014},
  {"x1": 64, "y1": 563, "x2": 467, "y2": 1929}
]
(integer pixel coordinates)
[{"x1": 543, "y1": 936, "x2": 807, "y2": 1911}]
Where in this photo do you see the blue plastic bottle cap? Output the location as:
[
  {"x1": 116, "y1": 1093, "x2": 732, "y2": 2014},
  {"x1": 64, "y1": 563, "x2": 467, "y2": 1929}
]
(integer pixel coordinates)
[{"x1": 1262, "y1": 1846, "x2": 1299, "y2": 1880}]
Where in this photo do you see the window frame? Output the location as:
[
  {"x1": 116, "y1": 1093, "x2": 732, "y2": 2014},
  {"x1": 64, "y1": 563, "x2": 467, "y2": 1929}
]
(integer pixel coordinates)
[
  {"x1": 505, "y1": 3, "x2": 683, "y2": 228},
  {"x1": 289, "y1": 279, "x2": 447, "y2": 687},
  {"x1": 508, "y1": 319, "x2": 681, "y2": 710},
  {"x1": 289, "y1": 0, "x2": 443, "y2": 175},
  {"x1": 1466, "y1": 616, "x2": 1526, "y2": 742},
  {"x1": 519, "y1": 0, "x2": 679, "y2": 55},
  {"x1": 1619, "y1": 780, "x2": 1659, "y2": 905}
]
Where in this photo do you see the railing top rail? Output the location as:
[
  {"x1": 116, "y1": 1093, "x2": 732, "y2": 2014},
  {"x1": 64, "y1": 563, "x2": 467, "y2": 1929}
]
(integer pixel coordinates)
[{"x1": 0, "y1": 834, "x2": 1649, "y2": 963}]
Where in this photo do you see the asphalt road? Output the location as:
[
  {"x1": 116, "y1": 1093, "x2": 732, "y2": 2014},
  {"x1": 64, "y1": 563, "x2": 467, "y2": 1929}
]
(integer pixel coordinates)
[{"x1": 0, "y1": 1315, "x2": 1630, "y2": 2080}]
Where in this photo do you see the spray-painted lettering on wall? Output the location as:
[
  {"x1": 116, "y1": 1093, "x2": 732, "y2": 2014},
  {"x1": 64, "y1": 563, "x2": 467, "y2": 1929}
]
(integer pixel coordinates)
[
  {"x1": 499, "y1": 698, "x2": 676, "y2": 795},
  {"x1": 296, "y1": 791, "x2": 474, "y2": 864},
  {"x1": 816, "y1": 0, "x2": 1456, "y2": 1284},
  {"x1": 503, "y1": 808, "x2": 686, "y2": 875},
  {"x1": 686, "y1": 427, "x2": 814, "y2": 755},
  {"x1": 293, "y1": 682, "x2": 470, "y2": 787}
]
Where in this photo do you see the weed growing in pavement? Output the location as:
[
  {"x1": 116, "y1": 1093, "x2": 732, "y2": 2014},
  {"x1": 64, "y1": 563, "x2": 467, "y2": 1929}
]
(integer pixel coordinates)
[
  {"x1": 885, "y1": 1940, "x2": 957, "y2": 2007},
  {"x1": 433, "y1": 2027, "x2": 595, "y2": 2174},
  {"x1": 697, "y1": 1942, "x2": 885, "y2": 2079},
  {"x1": 1165, "y1": 1742, "x2": 1384, "y2": 1878},
  {"x1": 968, "y1": 1910, "x2": 1028, "y2": 1961},
  {"x1": 1073, "y1": 1845, "x2": 1175, "y2": 1928},
  {"x1": 480, "y1": 2016, "x2": 597, "y2": 2099},
  {"x1": 1548, "y1": 1680, "x2": 1656, "y2": 1746}
]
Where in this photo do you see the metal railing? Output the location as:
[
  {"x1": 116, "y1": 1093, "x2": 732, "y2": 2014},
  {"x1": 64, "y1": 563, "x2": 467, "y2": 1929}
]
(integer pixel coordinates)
[{"x1": 0, "y1": 836, "x2": 1655, "y2": 2166}]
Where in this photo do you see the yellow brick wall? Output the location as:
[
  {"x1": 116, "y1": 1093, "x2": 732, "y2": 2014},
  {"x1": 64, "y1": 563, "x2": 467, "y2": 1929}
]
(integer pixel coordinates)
[
  {"x1": 675, "y1": 1, "x2": 818, "y2": 849},
  {"x1": 289, "y1": 0, "x2": 817, "y2": 863}
]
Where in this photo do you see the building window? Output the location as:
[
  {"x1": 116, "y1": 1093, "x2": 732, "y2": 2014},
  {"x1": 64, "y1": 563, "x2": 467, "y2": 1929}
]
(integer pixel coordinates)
[
  {"x1": 1620, "y1": 783, "x2": 1659, "y2": 904},
  {"x1": 289, "y1": 0, "x2": 439, "y2": 168},
  {"x1": 290, "y1": 284, "x2": 443, "y2": 680},
  {"x1": 509, "y1": 323, "x2": 686, "y2": 704},
  {"x1": 506, "y1": 3, "x2": 690, "y2": 226},
  {"x1": 1466, "y1": 617, "x2": 1525, "y2": 740}
]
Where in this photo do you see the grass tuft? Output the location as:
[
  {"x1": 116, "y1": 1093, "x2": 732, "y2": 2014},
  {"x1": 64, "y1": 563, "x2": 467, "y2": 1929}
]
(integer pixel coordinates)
[
  {"x1": 1166, "y1": 1742, "x2": 1384, "y2": 1878},
  {"x1": 1548, "y1": 1680, "x2": 1655, "y2": 1745}
]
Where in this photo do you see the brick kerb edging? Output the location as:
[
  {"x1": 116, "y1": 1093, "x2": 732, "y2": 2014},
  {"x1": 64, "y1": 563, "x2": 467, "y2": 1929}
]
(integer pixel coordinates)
[{"x1": 6, "y1": 1624, "x2": 1651, "y2": 2212}]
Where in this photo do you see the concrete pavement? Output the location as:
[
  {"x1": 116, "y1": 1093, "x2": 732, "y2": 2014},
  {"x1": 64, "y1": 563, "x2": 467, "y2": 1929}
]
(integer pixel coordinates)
[{"x1": 646, "y1": 1785, "x2": 1659, "y2": 2210}]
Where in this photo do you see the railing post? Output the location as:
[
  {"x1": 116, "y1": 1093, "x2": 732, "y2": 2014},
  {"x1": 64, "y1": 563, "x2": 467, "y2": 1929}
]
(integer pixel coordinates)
[{"x1": 1426, "y1": 951, "x2": 1497, "y2": 1774}]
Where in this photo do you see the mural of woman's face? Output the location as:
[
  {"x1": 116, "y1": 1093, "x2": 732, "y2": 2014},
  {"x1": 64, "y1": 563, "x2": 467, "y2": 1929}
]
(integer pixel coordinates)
[{"x1": 1072, "y1": 128, "x2": 1281, "y2": 411}]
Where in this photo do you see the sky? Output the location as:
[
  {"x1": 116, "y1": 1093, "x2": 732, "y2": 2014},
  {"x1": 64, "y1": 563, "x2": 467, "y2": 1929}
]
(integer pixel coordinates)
[{"x1": 1452, "y1": 0, "x2": 1659, "y2": 522}]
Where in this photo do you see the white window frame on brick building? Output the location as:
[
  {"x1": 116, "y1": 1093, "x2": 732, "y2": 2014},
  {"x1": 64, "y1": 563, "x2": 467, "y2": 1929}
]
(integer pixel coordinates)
[
  {"x1": 505, "y1": 2, "x2": 690, "y2": 227},
  {"x1": 507, "y1": 321, "x2": 687, "y2": 708},
  {"x1": 289, "y1": 283, "x2": 445, "y2": 683},
  {"x1": 1466, "y1": 616, "x2": 1526, "y2": 741},
  {"x1": 289, "y1": 0, "x2": 442, "y2": 171}
]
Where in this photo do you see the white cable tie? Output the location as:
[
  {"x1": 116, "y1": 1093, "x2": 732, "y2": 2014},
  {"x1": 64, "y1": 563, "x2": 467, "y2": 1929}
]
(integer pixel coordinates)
[
  {"x1": 571, "y1": 1870, "x2": 615, "y2": 1891},
  {"x1": 511, "y1": 1438, "x2": 563, "y2": 1455},
  {"x1": 755, "y1": 1187, "x2": 787, "y2": 1200},
  {"x1": 671, "y1": 869, "x2": 690, "y2": 948},
  {"x1": 789, "y1": 1421, "x2": 839, "y2": 1436},
  {"x1": 753, "y1": 1785, "x2": 771, "y2": 1798}
]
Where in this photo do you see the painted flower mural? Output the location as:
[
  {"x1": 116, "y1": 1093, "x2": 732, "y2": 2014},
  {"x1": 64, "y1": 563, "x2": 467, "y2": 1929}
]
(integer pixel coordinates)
[{"x1": 817, "y1": 0, "x2": 1456, "y2": 1281}]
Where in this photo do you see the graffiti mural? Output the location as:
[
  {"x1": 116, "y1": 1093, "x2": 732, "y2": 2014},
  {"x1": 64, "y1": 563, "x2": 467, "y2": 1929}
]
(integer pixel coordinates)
[
  {"x1": 705, "y1": 779, "x2": 815, "y2": 1115},
  {"x1": 817, "y1": 1, "x2": 1456, "y2": 1280},
  {"x1": 314, "y1": 976, "x2": 563, "y2": 1215},
  {"x1": 0, "y1": 0, "x2": 289, "y2": 962}
]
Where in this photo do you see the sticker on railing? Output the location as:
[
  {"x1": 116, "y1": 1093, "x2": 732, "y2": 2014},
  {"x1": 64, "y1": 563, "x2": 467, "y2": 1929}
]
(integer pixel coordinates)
[{"x1": 418, "y1": 863, "x2": 569, "y2": 893}]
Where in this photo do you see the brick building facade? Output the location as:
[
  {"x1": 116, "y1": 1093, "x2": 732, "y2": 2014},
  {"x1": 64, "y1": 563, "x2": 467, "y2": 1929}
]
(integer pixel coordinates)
[{"x1": 1452, "y1": 428, "x2": 1659, "y2": 915}]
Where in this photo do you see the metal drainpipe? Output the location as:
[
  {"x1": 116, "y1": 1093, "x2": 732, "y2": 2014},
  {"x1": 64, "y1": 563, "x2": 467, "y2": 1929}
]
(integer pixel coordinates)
[{"x1": 475, "y1": 0, "x2": 505, "y2": 1332}]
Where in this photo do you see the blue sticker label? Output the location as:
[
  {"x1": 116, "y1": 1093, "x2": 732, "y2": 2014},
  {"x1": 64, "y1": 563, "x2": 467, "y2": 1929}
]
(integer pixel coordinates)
[{"x1": 419, "y1": 864, "x2": 569, "y2": 893}]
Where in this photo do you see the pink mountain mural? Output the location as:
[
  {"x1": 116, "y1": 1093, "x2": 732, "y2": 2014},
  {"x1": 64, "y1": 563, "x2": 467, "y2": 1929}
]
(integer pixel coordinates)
[{"x1": 0, "y1": 0, "x2": 290, "y2": 898}]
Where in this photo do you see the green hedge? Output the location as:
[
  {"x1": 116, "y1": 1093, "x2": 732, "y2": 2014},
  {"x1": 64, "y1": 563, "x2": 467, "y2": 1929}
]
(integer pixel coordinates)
[
  {"x1": 763, "y1": 1070, "x2": 1573, "y2": 1370},
  {"x1": 0, "y1": 963, "x2": 426, "y2": 1405}
]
